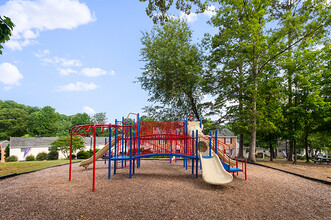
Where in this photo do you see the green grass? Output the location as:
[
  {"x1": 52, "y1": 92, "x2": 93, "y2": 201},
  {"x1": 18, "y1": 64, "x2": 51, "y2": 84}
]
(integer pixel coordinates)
[{"x1": 0, "y1": 159, "x2": 82, "y2": 176}]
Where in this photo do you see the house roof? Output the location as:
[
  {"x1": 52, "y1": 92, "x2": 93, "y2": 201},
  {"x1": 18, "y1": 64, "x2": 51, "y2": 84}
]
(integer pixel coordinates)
[{"x1": 218, "y1": 128, "x2": 235, "y2": 137}]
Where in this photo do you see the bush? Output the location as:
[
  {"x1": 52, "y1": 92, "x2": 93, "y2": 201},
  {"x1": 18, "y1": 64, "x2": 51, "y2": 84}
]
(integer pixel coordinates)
[
  {"x1": 36, "y1": 152, "x2": 48, "y2": 161},
  {"x1": 77, "y1": 150, "x2": 90, "y2": 159},
  {"x1": 5, "y1": 155, "x2": 18, "y2": 162},
  {"x1": 256, "y1": 152, "x2": 263, "y2": 158},
  {"x1": 67, "y1": 154, "x2": 76, "y2": 159},
  {"x1": 26, "y1": 155, "x2": 35, "y2": 161},
  {"x1": 47, "y1": 151, "x2": 58, "y2": 160}
]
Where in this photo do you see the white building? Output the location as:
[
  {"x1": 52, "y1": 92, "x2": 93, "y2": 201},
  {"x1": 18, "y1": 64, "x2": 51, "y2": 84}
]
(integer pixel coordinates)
[{"x1": 10, "y1": 137, "x2": 108, "y2": 161}]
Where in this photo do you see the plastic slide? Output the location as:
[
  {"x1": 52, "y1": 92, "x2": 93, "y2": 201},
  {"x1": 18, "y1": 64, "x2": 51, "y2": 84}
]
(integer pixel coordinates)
[
  {"x1": 79, "y1": 137, "x2": 120, "y2": 168},
  {"x1": 199, "y1": 151, "x2": 233, "y2": 185},
  {"x1": 188, "y1": 121, "x2": 234, "y2": 185}
]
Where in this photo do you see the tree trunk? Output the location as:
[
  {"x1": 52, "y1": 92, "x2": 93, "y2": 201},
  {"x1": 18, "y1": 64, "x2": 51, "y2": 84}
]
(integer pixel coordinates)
[
  {"x1": 269, "y1": 142, "x2": 273, "y2": 161},
  {"x1": 238, "y1": 133, "x2": 244, "y2": 158},
  {"x1": 288, "y1": 139, "x2": 293, "y2": 161},
  {"x1": 293, "y1": 140, "x2": 297, "y2": 164},
  {"x1": 305, "y1": 133, "x2": 309, "y2": 163},
  {"x1": 248, "y1": 59, "x2": 258, "y2": 163}
]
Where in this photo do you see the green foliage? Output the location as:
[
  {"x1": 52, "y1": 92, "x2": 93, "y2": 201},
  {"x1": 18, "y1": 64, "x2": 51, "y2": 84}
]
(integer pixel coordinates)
[
  {"x1": 140, "y1": 0, "x2": 205, "y2": 24},
  {"x1": 71, "y1": 113, "x2": 92, "y2": 126},
  {"x1": 139, "y1": 18, "x2": 204, "y2": 120},
  {"x1": 36, "y1": 152, "x2": 47, "y2": 161},
  {"x1": 92, "y1": 112, "x2": 107, "y2": 124},
  {"x1": 140, "y1": 115, "x2": 155, "y2": 121},
  {"x1": 25, "y1": 155, "x2": 35, "y2": 161},
  {"x1": 77, "y1": 150, "x2": 90, "y2": 159},
  {"x1": 5, "y1": 155, "x2": 18, "y2": 162},
  {"x1": 51, "y1": 136, "x2": 85, "y2": 158},
  {"x1": 47, "y1": 150, "x2": 58, "y2": 160},
  {"x1": 0, "y1": 108, "x2": 30, "y2": 139},
  {"x1": 30, "y1": 106, "x2": 60, "y2": 137},
  {"x1": 0, "y1": 16, "x2": 14, "y2": 54},
  {"x1": 5, "y1": 145, "x2": 9, "y2": 158}
]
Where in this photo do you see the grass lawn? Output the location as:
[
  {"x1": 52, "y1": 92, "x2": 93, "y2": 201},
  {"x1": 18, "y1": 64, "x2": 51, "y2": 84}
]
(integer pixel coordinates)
[{"x1": 0, "y1": 159, "x2": 82, "y2": 177}]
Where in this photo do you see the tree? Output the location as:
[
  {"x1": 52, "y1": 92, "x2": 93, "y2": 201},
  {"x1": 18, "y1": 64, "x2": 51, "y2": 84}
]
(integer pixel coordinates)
[
  {"x1": 92, "y1": 112, "x2": 107, "y2": 124},
  {"x1": 0, "y1": 108, "x2": 30, "y2": 139},
  {"x1": 271, "y1": 0, "x2": 331, "y2": 162},
  {"x1": 30, "y1": 106, "x2": 60, "y2": 136},
  {"x1": 140, "y1": 0, "x2": 205, "y2": 23},
  {"x1": 71, "y1": 113, "x2": 92, "y2": 126},
  {"x1": 139, "y1": 18, "x2": 204, "y2": 120},
  {"x1": 0, "y1": 16, "x2": 14, "y2": 54},
  {"x1": 50, "y1": 136, "x2": 85, "y2": 158},
  {"x1": 56, "y1": 114, "x2": 72, "y2": 136}
]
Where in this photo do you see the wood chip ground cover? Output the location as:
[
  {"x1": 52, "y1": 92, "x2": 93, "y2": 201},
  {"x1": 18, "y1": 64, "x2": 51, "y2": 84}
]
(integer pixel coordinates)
[{"x1": 0, "y1": 160, "x2": 330, "y2": 219}]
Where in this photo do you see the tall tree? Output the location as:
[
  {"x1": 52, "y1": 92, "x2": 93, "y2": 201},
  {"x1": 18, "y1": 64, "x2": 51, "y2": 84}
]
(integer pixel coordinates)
[
  {"x1": 271, "y1": 0, "x2": 331, "y2": 162},
  {"x1": 0, "y1": 108, "x2": 30, "y2": 139},
  {"x1": 92, "y1": 112, "x2": 107, "y2": 124},
  {"x1": 0, "y1": 16, "x2": 14, "y2": 54},
  {"x1": 71, "y1": 113, "x2": 92, "y2": 126},
  {"x1": 30, "y1": 106, "x2": 60, "y2": 136},
  {"x1": 139, "y1": 18, "x2": 204, "y2": 120}
]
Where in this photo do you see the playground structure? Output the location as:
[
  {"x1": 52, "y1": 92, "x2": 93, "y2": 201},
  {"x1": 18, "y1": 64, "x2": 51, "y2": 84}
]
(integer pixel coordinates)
[
  {"x1": 0, "y1": 141, "x2": 9, "y2": 163},
  {"x1": 69, "y1": 113, "x2": 247, "y2": 192}
]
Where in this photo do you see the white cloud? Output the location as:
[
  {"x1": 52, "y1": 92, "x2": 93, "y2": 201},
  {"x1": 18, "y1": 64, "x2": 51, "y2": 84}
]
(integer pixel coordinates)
[
  {"x1": 43, "y1": 56, "x2": 82, "y2": 67},
  {"x1": 56, "y1": 82, "x2": 99, "y2": 92},
  {"x1": 0, "y1": 0, "x2": 96, "y2": 50},
  {"x1": 180, "y1": 11, "x2": 198, "y2": 23},
  {"x1": 83, "y1": 106, "x2": 95, "y2": 114},
  {"x1": 204, "y1": 5, "x2": 218, "y2": 18},
  {"x1": 35, "y1": 49, "x2": 50, "y2": 58},
  {"x1": 59, "y1": 68, "x2": 77, "y2": 76},
  {"x1": 80, "y1": 68, "x2": 116, "y2": 77},
  {"x1": 0, "y1": 63, "x2": 23, "y2": 86}
]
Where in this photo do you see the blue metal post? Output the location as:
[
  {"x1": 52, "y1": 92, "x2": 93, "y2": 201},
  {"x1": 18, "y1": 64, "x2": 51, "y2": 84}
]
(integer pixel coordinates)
[
  {"x1": 133, "y1": 130, "x2": 135, "y2": 174},
  {"x1": 108, "y1": 125, "x2": 112, "y2": 179},
  {"x1": 209, "y1": 130, "x2": 212, "y2": 156},
  {"x1": 129, "y1": 124, "x2": 132, "y2": 178},
  {"x1": 196, "y1": 130, "x2": 198, "y2": 178},
  {"x1": 192, "y1": 130, "x2": 194, "y2": 175},
  {"x1": 137, "y1": 113, "x2": 140, "y2": 168},
  {"x1": 215, "y1": 129, "x2": 218, "y2": 155},
  {"x1": 114, "y1": 119, "x2": 117, "y2": 175},
  {"x1": 122, "y1": 117, "x2": 124, "y2": 168}
]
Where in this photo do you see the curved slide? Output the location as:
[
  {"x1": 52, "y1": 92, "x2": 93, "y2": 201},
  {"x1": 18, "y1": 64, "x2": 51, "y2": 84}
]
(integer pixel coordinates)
[
  {"x1": 79, "y1": 137, "x2": 120, "y2": 168},
  {"x1": 188, "y1": 121, "x2": 234, "y2": 185}
]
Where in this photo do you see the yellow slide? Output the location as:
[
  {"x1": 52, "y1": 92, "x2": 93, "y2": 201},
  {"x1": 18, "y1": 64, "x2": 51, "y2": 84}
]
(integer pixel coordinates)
[
  {"x1": 79, "y1": 137, "x2": 120, "y2": 168},
  {"x1": 188, "y1": 121, "x2": 233, "y2": 185}
]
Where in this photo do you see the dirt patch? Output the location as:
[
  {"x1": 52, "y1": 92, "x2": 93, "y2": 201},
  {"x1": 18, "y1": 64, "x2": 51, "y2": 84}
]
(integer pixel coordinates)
[{"x1": 0, "y1": 160, "x2": 330, "y2": 219}]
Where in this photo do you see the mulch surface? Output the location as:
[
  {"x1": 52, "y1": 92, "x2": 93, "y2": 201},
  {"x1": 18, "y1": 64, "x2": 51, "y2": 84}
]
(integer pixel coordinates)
[
  {"x1": 0, "y1": 160, "x2": 330, "y2": 219},
  {"x1": 256, "y1": 159, "x2": 331, "y2": 182}
]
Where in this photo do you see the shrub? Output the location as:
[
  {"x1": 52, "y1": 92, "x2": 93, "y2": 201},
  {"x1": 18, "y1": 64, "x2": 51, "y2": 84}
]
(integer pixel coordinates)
[
  {"x1": 5, "y1": 155, "x2": 18, "y2": 162},
  {"x1": 36, "y1": 152, "x2": 48, "y2": 161},
  {"x1": 256, "y1": 152, "x2": 263, "y2": 158},
  {"x1": 67, "y1": 154, "x2": 76, "y2": 159},
  {"x1": 26, "y1": 155, "x2": 35, "y2": 161},
  {"x1": 77, "y1": 150, "x2": 90, "y2": 159},
  {"x1": 47, "y1": 151, "x2": 58, "y2": 160}
]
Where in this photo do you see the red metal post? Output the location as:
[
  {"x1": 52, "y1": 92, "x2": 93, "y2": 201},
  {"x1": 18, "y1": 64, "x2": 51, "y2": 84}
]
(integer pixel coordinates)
[
  {"x1": 245, "y1": 158, "x2": 247, "y2": 180},
  {"x1": 69, "y1": 129, "x2": 73, "y2": 181},
  {"x1": 236, "y1": 157, "x2": 238, "y2": 176},
  {"x1": 92, "y1": 125, "x2": 96, "y2": 192}
]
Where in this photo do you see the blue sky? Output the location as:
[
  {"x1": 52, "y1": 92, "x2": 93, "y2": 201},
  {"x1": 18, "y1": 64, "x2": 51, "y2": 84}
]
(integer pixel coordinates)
[{"x1": 0, "y1": 0, "x2": 217, "y2": 123}]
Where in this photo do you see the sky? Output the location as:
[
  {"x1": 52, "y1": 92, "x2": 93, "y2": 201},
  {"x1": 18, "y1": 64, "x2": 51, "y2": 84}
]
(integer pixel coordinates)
[{"x1": 0, "y1": 0, "x2": 217, "y2": 123}]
